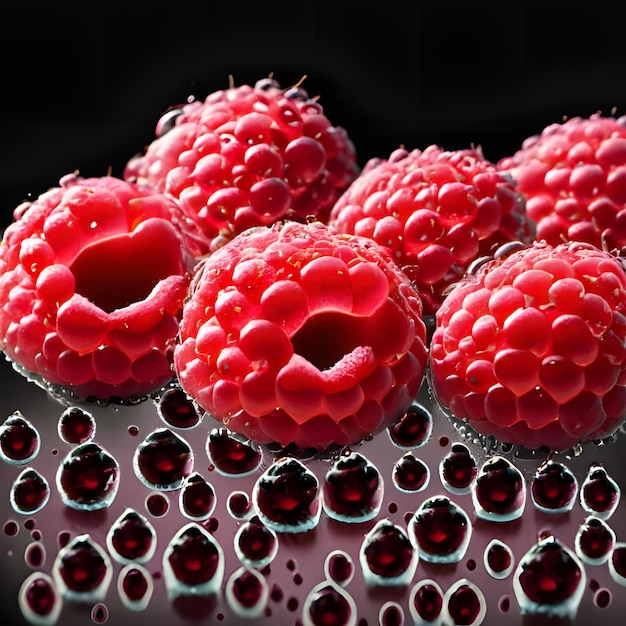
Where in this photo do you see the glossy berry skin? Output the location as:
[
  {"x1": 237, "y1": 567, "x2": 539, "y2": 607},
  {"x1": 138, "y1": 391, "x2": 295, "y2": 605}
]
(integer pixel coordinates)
[
  {"x1": 329, "y1": 145, "x2": 533, "y2": 314},
  {"x1": 0, "y1": 174, "x2": 193, "y2": 403},
  {"x1": 124, "y1": 77, "x2": 359, "y2": 257},
  {"x1": 429, "y1": 240, "x2": 626, "y2": 451},
  {"x1": 174, "y1": 220, "x2": 428, "y2": 451},
  {"x1": 498, "y1": 114, "x2": 626, "y2": 252}
]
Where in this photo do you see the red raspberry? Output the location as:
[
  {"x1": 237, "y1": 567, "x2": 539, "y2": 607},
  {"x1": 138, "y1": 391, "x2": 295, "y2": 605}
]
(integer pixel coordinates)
[
  {"x1": 429, "y1": 240, "x2": 626, "y2": 451},
  {"x1": 329, "y1": 145, "x2": 533, "y2": 314},
  {"x1": 498, "y1": 113, "x2": 626, "y2": 252},
  {"x1": 174, "y1": 220, "x2": 428, "y2": 451},
  {"x1": 124, "y1": 77, "x2": 359, "y2": 257},
  {"x1": 0, "y1": 174, "x2": 193, "y2": 403}
]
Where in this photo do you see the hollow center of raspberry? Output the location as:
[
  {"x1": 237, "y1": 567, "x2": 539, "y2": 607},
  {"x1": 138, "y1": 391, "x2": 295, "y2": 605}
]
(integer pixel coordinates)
[{"x1": 69, "y1": 218, "x2": 184, "y2": 313}]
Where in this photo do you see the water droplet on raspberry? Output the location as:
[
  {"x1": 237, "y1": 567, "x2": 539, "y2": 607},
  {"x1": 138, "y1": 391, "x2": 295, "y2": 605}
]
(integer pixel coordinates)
[
  {"x1": 302, "y1": 581, "x2": 357, "y2": 626},
  {"x1": 445, "y1": 579, "x2": 486, "y2": 626},
  {"x1": 206, "y1": 427, "x2": 262, "y2": 476},
  {"x1": 392, "y1": 452, "x2": 430, "y2": 492},
  {"x1": 145, "y1": 492, "x2": 170, "y2": 517},
  {"x1": 162, "y1": 522, "x2": 224, "y2": 599},
  {"x1": 24, "y1": 541, "x2": 46, "y2": 568},
  {"x1": 57, "y1": 406, "x2": 96, "y2": 444},
  {"x1": 52, "y1": 534, "x2": 112, "y2": 602},
  {"x1": 117, "y1": 563, "x2": 154, "y2": 611},
  {"x1": 252, "y1": 457, "x2": 321, "y2": 533},
  {"x1": 379, "y1": 600, "x2": 404, "y2": 626},
  {"x1": 409, "y1": 579, "x2": 444, "y2": 624},
  {"x1": 133, "y1": 428, "x2": 194, "y2": 490},
  {"x1": 471, "y1": 456, "x2": 526, "y2": 522},
  {"x1": 324, "y1": 550, "x2": 355, "y2": 587},
  {"x1": 359, "y1": 519, "x2": 418, "y2": 586},
  {"x1": 531, "y1": 459, "x2": 578, "y2": 513},
  {"x1": 224, "y1": 566, "x2": 269, "y2": 618},
  {"x1": 105, "y1": 508, "x2": 157, "y2": 564},
  {"x1": 19, "y1": 572, "x2": 62, "y2": 624},
  {"x1": 484, "y1": 539, "x2": 515, "y2": 579},
  {"x1": 608, "y1": 542, "x2": 626, "y2": 587},
  {"x1": 56, "y1": 442, "x2": 120, "y2": 511},
  {"x1": 322, "y1": 450, "x2": 383, "y2": 522},
  {"x1": 234, "y1": 517, "x2": 279, "y2": 568},
  {"x1": 387, "y1": 404, "x2": 433, "y2": 448},
  {"x1": 407, "y1": 495, "x2": 472, "y2": 564},
  {"x1": 574, "y1": 515, "x2": 615, "y2": 565},
  {"x1": 439, "y1": 443, "x2": 477, "y2": 495},
  {"x1": 227, "y1": 490, "x2": 252, "y2": 519},
  {"x1": 580, "y1": 462, "x2": 620, "y2": 520},
  {"x1": 514, "y1": 534, "x2": 586, "y2": 619},
  {"x1": 11, "y1": 467, "x2": 50, "y2": 514},
  {"x1": 0, "y1": 411, "x2": 40, "y2": 465},
  {"x1": 178, "y1": 472, "x2": 216, "y2": 521},
  {"x1": 157, "y1": 386, "x2": 203, "y2": 429}
]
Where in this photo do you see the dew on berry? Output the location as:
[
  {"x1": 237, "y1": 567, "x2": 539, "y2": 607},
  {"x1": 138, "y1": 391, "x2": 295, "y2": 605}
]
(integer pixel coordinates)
[
  {"x1": 444, "y1": 578, "x2": 486, "y2": 626},
  {"x1": 0, "y1": 411, "x2": 40, "y2": 465},
  {"x1": 25, "y1": 541, "x2": 46, "y2": 569},
  {"x1": 18, "y1": 572, "x2": 63, "y2": 626},
  {"x1": 324, "y1": 550, "x2": 355, "y2": 587},
  {"x1": 530, "y1": 459, "x2": 578, "y2": 513},
  {"x1": 105, "y1": 508, "x2": 157, "y2": 564},
  {"x1": 117, "y1": 563, "x2": 154, "y2": 611},
  {"x1": 206, "y1": 427, "x2": 262, "y2": 476},
  {"x1": 439, "y1": 443, "x2": 477, "y2": 495},
  {"x1": 484, "y1": 538, "x2": 515, "y2": 579},
  {"x1": 145, "y1": 492, "x2": 169, "y2": 517},
  {"x1": 224, "y1": 566, "x2": 269, "y2": 618},
  {"x1": 56, "y1": 442, "x2": 120, "y2": 511},
  {"x1": 608, "y1": 542, "x2": 626, "y2": 587},
  {"x1": 234, "y1": 517, "x2": 279, "y2": 568},
  {"x1": 392, "y1": 452, "x2": 430, "y2": 493},
  {"x1": 387, "y1": 404, "x2": 433, "y2": 448},
  {"x1": 359, "y1": 519, "x2": 418, "y2": 587},
  {"x1": 302, "y1": 581, "x2": 357, "y2": 626},
  {"x1": 52, "y1": 534, "x2": 112, "y2": 602},
  {"x1": 57, "y1": 406, "x2": 96, "y2": 444},
  {"x1": 156, "y1": 386, "x2": 203, "y2": 429},
  {"x1": 178, "y1": 472, "x2": 216, "y2": 521},
  {"x1": 408, "y1": 578, "x2": 444, "y2": 624},
  {"x1": 579, "y1": 462, "x2": 620, "y2": 520},
  {"x1": 10, "y1": 467, "x2": 50, "y2": 514},
  {"x1": 133, "y1": 428, "x2": 194, "y2": 490},
  {"x1": 407, "y1": 495, "x2": 472, "y2": 564},
  {"x1": 574, "y1": 515, "x2": 615, "y2": 565}
]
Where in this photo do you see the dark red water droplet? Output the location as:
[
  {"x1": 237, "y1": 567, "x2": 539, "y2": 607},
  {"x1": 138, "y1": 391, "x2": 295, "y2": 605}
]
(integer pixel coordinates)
[
  {"x1": 580, "y1": 463, "x2": 620, "y2": 519},
  {"x1": 158, "y1": 386, "x2": 203, "y2": 429},
  {"x1": 133, "y1": 428, "x2": 194, "y2": 490},
  {"x1": 206, "y1": 427, "x2": 263, "y2": 476},
  {"x1": 322, "y1": 450, "x2": 382, "y2": 522},
  {"x1": 304, "y1": 582, "x2": 356, "y2": 626},
  {"x1": 118, "y1": 564, "x2": 154, "y2": 610},
  {"x1": 253, "y1": 457, "x2": 321, "y2": 533},
  {"x1": 91, "y1": 602, "x2": 109, "y2": 623},
  {"x1": 324, "y1": 550, "x2": 354, "y2": 586},
  {"x1": 106, "y1": 508, "x2": 156, "y2": 563},
  {"x1": 11, "y1": 467, "x2": 50, "y2": 514},
  {"x1": 594, "y1": 588, "x2": 612, "y2": 609},
  {"x1": 408, "y1": 496, "x2": 472, "y2": 563},
  {"x1": 531, "y1": 460, "x2": 578, "y2": 513},
  {"x1": 439, "y1": 443, "x2": 477, "y2": 494},
  {"x1": 128, "y1": 425, "x2": 139, "y2": 437},
  {"x1": 498, "y1": 595, "x2": 511, "y2": 613},
  {"x1": 225, "y1": 567, "x2": 268, "y2": 617},
  {"x1": 392, "y1": 453, "x2": 429, "y2": 492},
  {"x1": 0, "y1": 411, "x2": 40, "y2": 464},
  {"x1": 57, "y1": 530, "x2": 71, "y2": 549},
  {"x1": 575, "y1": 516, "x2": 615, "y2": 564},
  {"x1": 56, "y1": 442, "x2": 119, "y2": 511},
  {"x1": 25, "y1": 541, "x2": 46, "y2": 568},
  {"x1": 388, "y1": 404, "x2": 432, "y2": 448},
  {"x1": 472, "y1": 456, "x2": 526, "y2": 522},
  {"x1": 227, "y1": 490, "x2": 251, "y2": 519},
  {"x1": 4, "y1": 519, "x2": 19, "y2": 536},
  {"x1": 235, "y1": 518, "x2": 278, "y2": 567},
  {"x1": 609, "y1": 543, "x2": 626, "y2": 585},
  {"x1": 19, "y1": 572, "x2": 61, "y2": 621},
  {"x1": 484, "y1": 539, "x2": 514, "y2": 578},
  {"x1": 360, "y1": 519, "x2": 417, "y2": 584},
  {"x1": 446, "y1": 580, "x2": 485, "y2": 626},
  {"x1": 379, "y1": 601, "x2": 404, "y2": 626},
  {"x1": 145, "y1": 492, "x2": 170, "y2": 517},
  {"x1": 179, "y1": 472, "x2": 216, "y2": 520},
  {"x1": 410, "y1": 580, "x2": 443, "y2": 623},
  {"x1": 57, "y1": 406, "x2": 96, "y2": 444}
]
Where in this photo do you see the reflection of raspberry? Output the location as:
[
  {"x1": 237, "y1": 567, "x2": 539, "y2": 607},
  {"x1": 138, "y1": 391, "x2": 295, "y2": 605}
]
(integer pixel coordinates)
[
  {"x1": 329, "y1": 145, "x2": 533, "y2": 314},
  {"x1": 0, "y1": 174, "x2": 193, "y2": 403},
  {"x1": 429, "y1": 240, "x2": 626, "y2": 451},
  {"x1": 174, "y1": 220, "x2": 428, "y2": 451},
  {"x1": 498, "y1": 114, "x2": 626, "y2": 252},
  {"x1": 124, "y1": 77, "x2": 359, "y2": 257}
]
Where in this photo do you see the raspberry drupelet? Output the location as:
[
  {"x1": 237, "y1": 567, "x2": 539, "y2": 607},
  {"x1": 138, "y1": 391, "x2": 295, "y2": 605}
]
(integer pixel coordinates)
[
  {"x1": 329, "y1": 145, "x2": 534, "y2": 315},
  {"x1": 429, "y1": 240, "x2": 626, "y2": 451},
  {"x1": 124, "y1": 76, "x2": 360, "y2": 257},
  {"x1": 174, "y1": 220, "x2": 429, "y2": 451},
  {"x1": 0, "y1": 174, "x2": 194, "y2": 404}
]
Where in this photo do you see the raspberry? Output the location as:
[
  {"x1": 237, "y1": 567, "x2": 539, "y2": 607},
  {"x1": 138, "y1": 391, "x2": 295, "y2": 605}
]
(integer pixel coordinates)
[
  {"x1": 173, "y1": 220, "x2": 428, "y2": 451},
  {"x1": 0, "y1": 173, "x2": 193, "y2": 403},
  {"x1": 124, "y1": 77, "x2": 360, "y2": 257},
  {"x1": 498, "y1": 113, "x2": 626, "y2": 252},
  {"x1": 429, "y1": 240, "x2": 626, "y2": 451},
  {"x1": 329, "y1": 145, "x2": 533, "y2": 314}
]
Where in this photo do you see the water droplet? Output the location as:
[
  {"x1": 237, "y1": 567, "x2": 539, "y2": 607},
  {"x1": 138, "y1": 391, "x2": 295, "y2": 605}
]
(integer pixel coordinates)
[
  {"x1": 484, "y1": 539, "x2": 515, "y2": 579},
  {"x1": 11, "y1": 467, "x2": 50, "y2": 514},
  {"x1": 444, "y1": 578, "x2": 486, "y2": 626},
  {"x1": 52, "y1": 534, "x2": 112, "y2": 602},
  {"x1": 407, "y1": 495, "x2": 472, "y2": 564},
  {"x1": 408, "y1": 578, "x2": 443, "y2": 624},
  {"x1": 322, "y1": 450, "x2": 383, "y2": 523},
  {"x1": 91, "y1": 602, "x2": 109, "y2": 623},
  {"x1": 227, "y1": 490, "x2": 252, "y2": 520},
  {"x1": 580, "y1": 462, "x2": 620, "y2": 520},
  {"x1": 57, "y1": 406, "x2": 96, "y2": 444},
  {"x1": 439, "y1": 443, "x2": 477, "y2": 495},
  {"x1": 0, "y1": 411, "x2": 40, "y2": 465},
  {"x1": 4, "y1": 519, "x2": 19, "y2": 536},
  {"x1": 359, "y1": 519, "x2": 418, "y2": 587},
  {"x1": 25, "y1": 541, "x2": 46, "y2": 568},
  {"x1": 302, "y1": 581, "x2": 357, "y2": 626},
  {"x1": 324, "y1": 550, "x2": 355, "y2": 587},
  {"x1": 56, "y1": 442, "x2": 120, "y2": 511},
  {"x1": 531, "y1": 459, "x2": 578, "y2": 513},
  {"x1": 162, "y1": 522, "x2": 224, "y2": 599},
  {"x1": 117, "y1": 563, "x2": 154, "y2": 611},
  {"x1": 18, "y1": 572, "x2": 63, "y2": 625},
  {"x1": 387, "y1": 404, "x2": 432, "y2": 448},
  {"x1": 379, "y1": 601, "x2": 404, "y2": 626},
  {"x1": 133, "y1": 428, "x2": 194, "y2": 490},
  {"x1": 145, "y1": 492, "x2": 169, "y2": 517},
  {"x1": 252, "y1": 457, "x2": 321, "y2": 533},
  {"x1": 224, "y1": 566, "x2": 269, "y2": 618},
  {"x1": 106, "y1": 508, "x2": 157, "y2": 564},
  {"x1": 608, "y1": 542, "x2": 626, "y2": 587},
  {"x1": 234, "y1": 517, "x2": 279, "y2": 568},
  {"x1": 574, "y1": 516, "x2": 615, "y2": 565},
  {"x1": 593, "y1": 587, "x2": 612, "y2": 609},
  {"x1": 179, "y1": 472, "x2": 216, "y2": 521},
  {"x1": 157, "y1": 386, "x2": 203, "y2": 429},
  {"x1": 206, "y1": 427, "x2": 263, "y2": 476},
  {"x1": 471, "y1": 456, "x2": 526, "y2": 522},
  {"x1": 392, "y1": 452, "x2": 430, "y2": 493}
]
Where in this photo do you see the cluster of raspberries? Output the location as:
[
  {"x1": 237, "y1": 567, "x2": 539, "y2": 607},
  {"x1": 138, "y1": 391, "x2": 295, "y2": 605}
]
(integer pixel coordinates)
[{"x1": 1, "y1": 76, "x2": 625, "y2": 452}]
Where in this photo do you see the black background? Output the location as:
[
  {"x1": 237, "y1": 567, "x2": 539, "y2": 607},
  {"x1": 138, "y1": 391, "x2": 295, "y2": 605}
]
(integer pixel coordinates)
[{"x1": 2, "y1": 0, "x2": 626, "y2": 226}]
